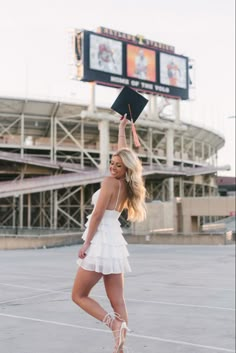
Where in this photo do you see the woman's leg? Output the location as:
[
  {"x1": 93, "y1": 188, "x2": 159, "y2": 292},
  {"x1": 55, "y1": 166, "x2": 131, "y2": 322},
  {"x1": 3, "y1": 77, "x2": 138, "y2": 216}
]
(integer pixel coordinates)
[
  {"x1": 103, "y1": 273, "x2": 128, "y2": 324},
  {"x1": 72, "y1": 267, "x2": 107, "y2": 321},
  {"x1": 103, "y1": 273, "x2": 128, "y2": 352}
]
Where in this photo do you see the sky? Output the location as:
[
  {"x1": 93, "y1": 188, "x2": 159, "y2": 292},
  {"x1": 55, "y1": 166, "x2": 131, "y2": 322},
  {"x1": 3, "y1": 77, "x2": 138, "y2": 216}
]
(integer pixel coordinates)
[{"x1": 0, "y1": 0, "x2": 235, "y2": 176}]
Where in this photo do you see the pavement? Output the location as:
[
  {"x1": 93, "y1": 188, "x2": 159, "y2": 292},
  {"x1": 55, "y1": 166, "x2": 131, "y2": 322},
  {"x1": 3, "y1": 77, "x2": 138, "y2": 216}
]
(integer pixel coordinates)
[{"x1": 0, "y1": 244, "x2": 235, "y2": 353}]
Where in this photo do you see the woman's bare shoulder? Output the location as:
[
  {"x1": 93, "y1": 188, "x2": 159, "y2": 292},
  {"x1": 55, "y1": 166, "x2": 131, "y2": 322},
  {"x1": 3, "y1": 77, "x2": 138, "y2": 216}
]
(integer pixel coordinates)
[
  {"x1": 102, "y1": 176, "x2": 119, "y2": 187},
  {"x1": 102, "y1": 177, "x2": 123, "y2": 194}
]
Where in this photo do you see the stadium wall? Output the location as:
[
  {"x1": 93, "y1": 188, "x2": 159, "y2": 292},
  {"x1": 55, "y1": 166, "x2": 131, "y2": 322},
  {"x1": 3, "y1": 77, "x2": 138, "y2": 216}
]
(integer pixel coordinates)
[{"x1": 0, "y1": 95, "x2": 228, "y2": 234}]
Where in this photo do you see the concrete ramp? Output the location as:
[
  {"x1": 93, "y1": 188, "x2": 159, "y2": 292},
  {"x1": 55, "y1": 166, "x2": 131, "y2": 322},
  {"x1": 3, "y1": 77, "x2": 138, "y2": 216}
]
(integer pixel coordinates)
[
  {"x1": 0, "y1": 151, "x2": 229, "y2": 177},
  {"x1": 0, "y1": 151, "x2": 230, "y2": 198},
  {"x1": 0, "y1": 170, "x2": 106, "y2": 198},
  {"x1": 0, "y1": 151, "x2": 89, "y2": 173},
  {"x1": 0, "y1": 165, "x2": 181, "y2": 198}
]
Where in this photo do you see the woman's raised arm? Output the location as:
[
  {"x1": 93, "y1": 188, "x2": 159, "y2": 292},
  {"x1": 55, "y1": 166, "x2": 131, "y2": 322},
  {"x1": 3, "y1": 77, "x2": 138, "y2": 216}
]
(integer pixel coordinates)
[{"x1": 118, "y1": 116, "x2": 129, "y2": 149}]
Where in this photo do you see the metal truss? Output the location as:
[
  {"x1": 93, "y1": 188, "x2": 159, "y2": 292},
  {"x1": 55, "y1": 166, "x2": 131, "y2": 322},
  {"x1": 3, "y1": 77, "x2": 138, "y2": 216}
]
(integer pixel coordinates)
[{"x1": 0, "y1": 96, "x2": 225, "y2": 231}]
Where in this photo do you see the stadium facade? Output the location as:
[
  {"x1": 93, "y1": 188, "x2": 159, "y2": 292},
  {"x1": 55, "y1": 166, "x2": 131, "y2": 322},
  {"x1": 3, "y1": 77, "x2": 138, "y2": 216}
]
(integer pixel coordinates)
[{"x1": 0, "y1": 92, "x2": 228, "y2": 231}]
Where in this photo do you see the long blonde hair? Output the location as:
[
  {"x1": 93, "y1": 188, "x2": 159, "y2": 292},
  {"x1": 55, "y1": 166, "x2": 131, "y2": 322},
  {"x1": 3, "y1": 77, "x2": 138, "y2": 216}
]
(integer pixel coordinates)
[{"x1": 114, "y1": 148, "x2": 147, "y2": 222}]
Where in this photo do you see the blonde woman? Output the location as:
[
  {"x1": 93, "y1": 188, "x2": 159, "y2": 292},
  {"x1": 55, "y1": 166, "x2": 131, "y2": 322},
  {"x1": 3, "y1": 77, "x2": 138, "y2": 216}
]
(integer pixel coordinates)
[{"x1": 72, "y1": 117, "x2": 146, "y2": 353}]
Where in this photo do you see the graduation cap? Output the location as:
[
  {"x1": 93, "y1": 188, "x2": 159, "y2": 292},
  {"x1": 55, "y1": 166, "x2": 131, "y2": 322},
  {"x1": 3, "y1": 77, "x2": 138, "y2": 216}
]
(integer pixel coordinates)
[{"x1": 111, "y1": 86, "x2": 148, "y2": 147}]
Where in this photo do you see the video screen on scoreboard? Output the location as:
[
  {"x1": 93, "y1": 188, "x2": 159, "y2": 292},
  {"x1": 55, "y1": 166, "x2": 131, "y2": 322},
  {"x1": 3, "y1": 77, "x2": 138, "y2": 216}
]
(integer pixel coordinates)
[
  {"x1": 160, "y1": 52, "x2": 187, "y2": 89},
  {"x1": 126, "y1": 44, "x2": 156, "y2": 82},
  {"x1": 89, "y1": 34, "x2": 123, "y2": 75}
]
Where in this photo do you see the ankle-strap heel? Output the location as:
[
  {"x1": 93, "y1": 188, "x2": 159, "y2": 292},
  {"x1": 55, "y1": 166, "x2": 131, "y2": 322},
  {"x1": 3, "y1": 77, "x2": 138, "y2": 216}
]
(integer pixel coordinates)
[{"x1": 103, "y1": 312, "x2": 130, "y2": 353}]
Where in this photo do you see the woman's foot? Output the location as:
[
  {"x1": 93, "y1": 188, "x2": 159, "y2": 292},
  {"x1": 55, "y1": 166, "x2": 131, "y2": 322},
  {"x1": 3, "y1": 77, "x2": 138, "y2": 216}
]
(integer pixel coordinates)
[
  {"x1": 102, "y1": 313, "x2": 128, "y2": 353},
  {"x1": 112, "y1": 318, "x2": 127, "y2": 353}
]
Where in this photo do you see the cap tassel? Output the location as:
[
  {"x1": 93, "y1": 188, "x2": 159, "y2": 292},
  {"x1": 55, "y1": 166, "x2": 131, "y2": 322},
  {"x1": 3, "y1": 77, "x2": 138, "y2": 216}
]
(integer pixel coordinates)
[{"x1": 128, "y1": 104, "x2": 141, "y2": 148}]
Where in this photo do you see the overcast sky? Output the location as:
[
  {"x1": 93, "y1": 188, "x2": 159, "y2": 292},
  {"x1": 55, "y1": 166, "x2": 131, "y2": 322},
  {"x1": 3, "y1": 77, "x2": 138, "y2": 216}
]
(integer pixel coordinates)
[{"x1": 0, "y1": 0, "x2": 235, "y2": 176}]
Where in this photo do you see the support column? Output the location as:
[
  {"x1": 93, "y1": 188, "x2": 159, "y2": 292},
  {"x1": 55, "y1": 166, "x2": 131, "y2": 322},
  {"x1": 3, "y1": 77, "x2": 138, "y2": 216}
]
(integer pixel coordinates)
[
  {"x1": 193, "y1": 181, "x2": 196, "y2": 197},
  {"x1": 81, "y1": 120, "x2": 84, "y2": 169},
  {"x1": 40, "y1": 193, "x2": 44, "y2": 227},
  {"x1": 201, "y1": 142, "x2": 204, "y2": 161},
  {"x1": 148, "y1": 127, "x2": 153, "y2": 165},
  {"x1": 181, "y1": 135, "x2": 184, "y2": 165},
  {"x1": 50, "y1": 190, "x2": 53, "y2": 229},
  {"x1": 80, "y1": 186, "x2": 85, "y2": 228},
  {"x1": 13, "y1": 195, "x2": 19, "y2": 233},
  {"x1": 53, "y1": 117, "x2": 57, "y2": 162},
  {"x1": 50, "y1": 116, "x2": 54, "y2": 161},
  {"x1": 21, "y1": 113, "x2": 24, "y2": 157},
  {"x1": 53, "y1": 190, "x2": 58, "y2": 229},
  {"x1": 19, "y1": 169, "x2": 24, "y2": 228},
  {"x1": 149, "y1": 94, "x2": 157, "y2": 119},
  {"x1": 166, "y1": 128, "x2": 174, "y2": 200},
  {"x1": 19, "y1": 195, "x2": 23, "y2": 228},
  {"x1": 208, "y1": 144, "x2": 211, "y2": 163},
  {"x1": 179, "y1": 177, "x2": 184, "y2": 198},
  {"x1": 192, "y1": 138, "x2": 195, "y2": 165},
  {"x1": 27, "y1": 194, "x2": 31, "y2": 228},
  {"x1": 99, "y1": 120, "x2": 109, "y2": 172},
  {"x1": 173, "y1": 98, "x2": 181, "y2": 124},
  {"x1": 88, "y1": 82, "x2": 96, "y2": 113},
  {"x1": 213, "y1": 147, "x2": 217, "y2": 166},
  {"x1": 176, "y1": 198, "x2": 183, "y2": 233}
]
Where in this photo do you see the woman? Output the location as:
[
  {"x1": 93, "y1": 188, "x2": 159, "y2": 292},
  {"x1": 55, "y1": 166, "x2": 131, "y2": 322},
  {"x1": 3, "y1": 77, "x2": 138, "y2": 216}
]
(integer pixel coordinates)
[{"x1": 72, "y1": 116, "x2": 147, "y2": 353}]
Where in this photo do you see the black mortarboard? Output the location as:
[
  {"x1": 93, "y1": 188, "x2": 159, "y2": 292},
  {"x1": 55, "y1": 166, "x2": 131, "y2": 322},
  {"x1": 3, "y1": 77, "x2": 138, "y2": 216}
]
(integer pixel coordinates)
[{"x1": 111, "y1": 86, "x2": 148, "y2": 123}]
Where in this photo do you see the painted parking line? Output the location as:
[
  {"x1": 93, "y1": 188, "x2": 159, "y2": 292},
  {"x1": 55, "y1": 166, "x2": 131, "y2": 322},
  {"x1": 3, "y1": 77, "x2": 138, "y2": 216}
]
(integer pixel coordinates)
[
  {"x1": 0, "y1": 282, "x2": 64, "y2": 293},
  {"x1": 126, "y1": 298, "x2": 235, "y2": 311},
  {"x1": 0, "y1": 291, "x2": 59, "y2": 305},
  {"x1": 0, "y1": 282, "x2": 234, "y2": 311},
  {"x1": 0, "y1": 312, "x2": 234, "y2": 353},
  {"x1": 127, "y1": 277, "x2": 235, "y2": 292},
  {"x1": 96, "y1": 295, "x2": 235, "y2": 311}
]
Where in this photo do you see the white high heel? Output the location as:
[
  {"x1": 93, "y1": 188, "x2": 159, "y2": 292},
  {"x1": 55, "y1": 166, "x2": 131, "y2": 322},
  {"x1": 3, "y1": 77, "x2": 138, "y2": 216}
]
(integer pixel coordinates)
[
  {"x1": 116, "y1": 321, "x2": 128, "y2": 353},
  {"x1": 103, "y1": 312, "x2": 130, "y2": 353}
]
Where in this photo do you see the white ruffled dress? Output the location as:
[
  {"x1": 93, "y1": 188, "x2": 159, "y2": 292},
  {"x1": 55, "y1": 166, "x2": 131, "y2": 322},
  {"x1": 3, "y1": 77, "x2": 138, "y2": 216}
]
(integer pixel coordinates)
[{"x1": 77, "y1": 187, "x2": 131, "y2": 275}]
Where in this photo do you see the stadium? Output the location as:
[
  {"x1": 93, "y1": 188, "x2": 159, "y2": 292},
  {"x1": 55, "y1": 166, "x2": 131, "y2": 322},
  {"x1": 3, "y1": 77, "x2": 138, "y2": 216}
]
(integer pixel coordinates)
[{"x1": 0, "y1": 27, "x2": 234, "y2": 242}]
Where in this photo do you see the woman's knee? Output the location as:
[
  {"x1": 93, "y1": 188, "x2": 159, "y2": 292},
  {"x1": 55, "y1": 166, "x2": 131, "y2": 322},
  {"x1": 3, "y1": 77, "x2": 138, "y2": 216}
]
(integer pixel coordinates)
[
  {"x1": 71, "y1": 289, "x2": 78, "y2": 304},
  {"x1": 71, "y1": 289, "x2": 85, "y2": 305}
]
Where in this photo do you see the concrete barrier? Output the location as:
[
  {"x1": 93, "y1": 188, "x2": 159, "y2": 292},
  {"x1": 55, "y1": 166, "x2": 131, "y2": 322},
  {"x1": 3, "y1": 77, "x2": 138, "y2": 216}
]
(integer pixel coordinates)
[
  {"x1": 124, "y1": 233, "x2": 231, "y2": 245},
  {"x1": 0, "y1": 231, "x2": 233, "y2": 250},
  {"x1": 0, "y1": 233, "x2": 83, "y2": 250}
]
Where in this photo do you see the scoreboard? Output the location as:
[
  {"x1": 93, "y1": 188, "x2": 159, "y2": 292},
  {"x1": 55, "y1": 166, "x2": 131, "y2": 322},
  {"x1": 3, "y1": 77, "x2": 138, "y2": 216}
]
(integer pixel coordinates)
[{"x1": 75, "y1": 27, "x2": 189, "y2": 100}]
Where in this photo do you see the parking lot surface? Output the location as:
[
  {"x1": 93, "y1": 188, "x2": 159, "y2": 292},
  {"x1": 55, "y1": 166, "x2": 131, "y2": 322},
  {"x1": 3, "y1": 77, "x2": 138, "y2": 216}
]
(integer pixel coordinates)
[{"x1": 0, "y1": 244, "x2": 235, "y2": 353}]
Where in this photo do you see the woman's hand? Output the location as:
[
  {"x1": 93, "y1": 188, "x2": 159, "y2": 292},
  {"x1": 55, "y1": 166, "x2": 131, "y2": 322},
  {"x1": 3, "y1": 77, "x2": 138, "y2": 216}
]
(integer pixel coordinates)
[
  {"x1": 119, "y1": 114, "x2": 129, "y2": 130},
  {"x1": 78, "y1": 242, "x2": 90, "y2": 259}
]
